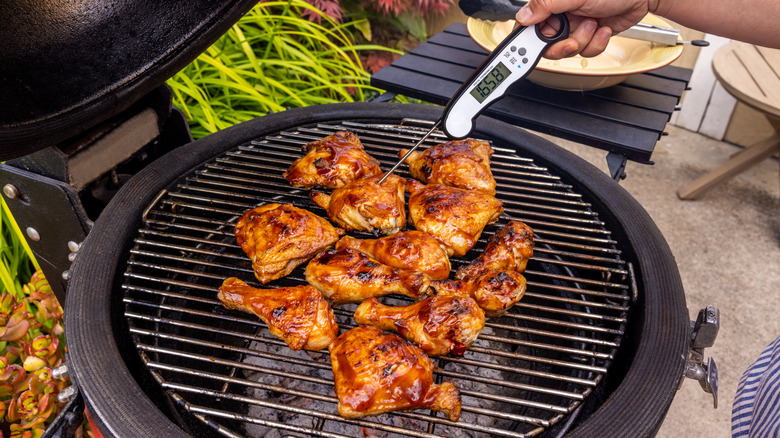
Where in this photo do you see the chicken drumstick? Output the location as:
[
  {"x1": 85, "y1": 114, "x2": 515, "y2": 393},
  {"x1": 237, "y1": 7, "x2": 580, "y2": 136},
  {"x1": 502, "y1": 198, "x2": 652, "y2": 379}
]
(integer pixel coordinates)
[
  {"x1": 354, "y1": 295, "x2": 485, "y2": 356},
  {"x1": 218, "y1": 277, "x2": 339, "y2": 351}
]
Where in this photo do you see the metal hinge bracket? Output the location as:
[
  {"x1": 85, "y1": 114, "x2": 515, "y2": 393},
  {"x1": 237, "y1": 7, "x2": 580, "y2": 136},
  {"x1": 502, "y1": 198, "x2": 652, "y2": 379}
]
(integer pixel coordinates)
[{"x1": 683, "y1": 306, "x2": 719, "y2": 408}]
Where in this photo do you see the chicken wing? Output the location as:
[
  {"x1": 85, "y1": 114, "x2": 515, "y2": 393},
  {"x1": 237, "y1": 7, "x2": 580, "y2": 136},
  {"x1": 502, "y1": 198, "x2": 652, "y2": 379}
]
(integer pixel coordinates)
[
  {"x1": 329, "y1": 325, "x2": 461, "y2": 421},
  {"x1": 433, "y1": 270, "x2": 526, "y2": 317},
  {"x1": 456, "y1": 221, "x2": 534, "y2": 279},
  {"x1": 305, "y1": 247, "x2": 430, "y2": 305},
  {"x1": 218, "y1": 277, "x2": 339, "y2": 351},
  {"x1": 400, "y1": 138, "x2": 496, "y2": 195},
  {"x1": 407, "y1": 180, "x2": 503, "y2": 257},
  {"x1": 336, "y1": 232, "x2": 451, "y2": 280},
  {"x1": 310, "y1": 173, "x2": 406, "y2": 235},
  {"x1": 354, "y1": 296, "x2": 484, "y2": 356},
  {"x1": 235, "y1": 203, "x2": 344, "y2": 284},
  {"x1": 283, "y1": 131, "x2": 382, "y2": 189}
]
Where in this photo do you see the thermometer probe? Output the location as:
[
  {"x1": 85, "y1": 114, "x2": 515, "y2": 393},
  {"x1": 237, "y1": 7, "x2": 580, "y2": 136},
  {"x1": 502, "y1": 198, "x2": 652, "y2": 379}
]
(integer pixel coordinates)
[{"x1": 379, "y1": 15, "x2": 569, "y2": 183}]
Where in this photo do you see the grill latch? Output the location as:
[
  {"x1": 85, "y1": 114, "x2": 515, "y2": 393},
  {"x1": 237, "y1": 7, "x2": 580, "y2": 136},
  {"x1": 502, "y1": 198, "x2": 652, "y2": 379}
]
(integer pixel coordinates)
[{"x1": 683, "y1": 306, "x2": 719, "y2": 408}]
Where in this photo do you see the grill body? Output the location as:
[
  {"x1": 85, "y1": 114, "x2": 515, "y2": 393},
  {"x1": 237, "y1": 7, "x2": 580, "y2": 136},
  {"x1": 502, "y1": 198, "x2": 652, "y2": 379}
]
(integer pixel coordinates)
[{"x1": 64, "y1": 103, "x2": 689, "y2": 437}]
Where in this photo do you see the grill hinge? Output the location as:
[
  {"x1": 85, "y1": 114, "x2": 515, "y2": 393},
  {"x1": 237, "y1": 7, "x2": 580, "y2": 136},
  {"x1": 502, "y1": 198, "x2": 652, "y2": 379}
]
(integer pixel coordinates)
[{"x1": 682, "y1": 306, "x2": 719, "y2": 408}]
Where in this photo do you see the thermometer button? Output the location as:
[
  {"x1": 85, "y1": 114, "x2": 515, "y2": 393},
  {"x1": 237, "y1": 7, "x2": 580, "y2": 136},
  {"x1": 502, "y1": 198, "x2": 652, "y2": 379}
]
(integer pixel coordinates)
[{"x1": 518, "y1": 47, "x2": 527, "y2": 56}]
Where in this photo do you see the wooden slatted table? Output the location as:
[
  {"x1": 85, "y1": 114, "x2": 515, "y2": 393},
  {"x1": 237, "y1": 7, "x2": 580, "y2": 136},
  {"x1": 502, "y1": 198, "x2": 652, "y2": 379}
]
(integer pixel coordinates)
[
  {"x1": 677, "y1": 42, "x2": 780, "y2": 199},
  {"x1": 371, "y1": 22, "x2": 692, "y2": 170}
]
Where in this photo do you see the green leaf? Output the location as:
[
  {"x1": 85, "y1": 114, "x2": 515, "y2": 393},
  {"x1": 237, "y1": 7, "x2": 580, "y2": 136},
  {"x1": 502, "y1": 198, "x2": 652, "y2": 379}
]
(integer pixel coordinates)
[{"x1": 353, "y1": 18, "x2": 372, "y2": 41}]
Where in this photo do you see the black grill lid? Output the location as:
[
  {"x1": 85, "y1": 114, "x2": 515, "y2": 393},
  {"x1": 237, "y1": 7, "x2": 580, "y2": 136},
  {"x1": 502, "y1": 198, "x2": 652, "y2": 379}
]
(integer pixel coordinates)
[{"x1": 0, "y1": 0, "x2": 258, "y2": 160}]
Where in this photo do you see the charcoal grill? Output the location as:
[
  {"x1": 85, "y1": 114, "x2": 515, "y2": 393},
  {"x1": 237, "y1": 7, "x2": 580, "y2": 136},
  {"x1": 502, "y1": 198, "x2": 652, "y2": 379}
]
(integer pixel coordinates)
[{"x1": 64, "y1": 102, "x2": 697, "y2": 438}]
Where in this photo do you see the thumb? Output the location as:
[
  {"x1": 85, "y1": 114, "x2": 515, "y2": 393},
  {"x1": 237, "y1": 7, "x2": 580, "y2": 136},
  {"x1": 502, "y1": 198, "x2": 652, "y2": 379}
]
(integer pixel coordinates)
[{"x1": 515, "y1": 0, "x2": 553, "y2": 26}]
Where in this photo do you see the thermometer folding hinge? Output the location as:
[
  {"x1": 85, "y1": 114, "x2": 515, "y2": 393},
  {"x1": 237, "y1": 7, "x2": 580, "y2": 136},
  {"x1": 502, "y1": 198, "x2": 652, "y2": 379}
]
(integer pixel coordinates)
[{"x1": 682, "y1": 306, "x2": 719, "y2": 408}]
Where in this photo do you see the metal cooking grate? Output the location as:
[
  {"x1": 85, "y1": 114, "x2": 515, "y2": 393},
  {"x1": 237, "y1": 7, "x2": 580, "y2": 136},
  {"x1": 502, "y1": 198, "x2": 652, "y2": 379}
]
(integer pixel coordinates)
[{"x1": 122, "y1": 119, "x2": 634, "y2": 438}]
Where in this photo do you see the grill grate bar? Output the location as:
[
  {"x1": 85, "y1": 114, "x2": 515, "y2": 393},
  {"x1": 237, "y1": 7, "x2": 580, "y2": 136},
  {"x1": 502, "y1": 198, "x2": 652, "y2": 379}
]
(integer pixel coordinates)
[
  {"x1": 140, "y1": 343, "x2": 572, "y2": 415},
  {"x1": 130, "y1": 326, "x2": 586, "y2": 401},
  {"x1": 132, "y1": 239, "x2": 246, "y2": 261},
  {"x1": 515, "y1": 301, "x2": 628, "y2": 322},
  {"x1": 126, "y1": 269, "x2": 627, "y2": 339},
  {"x1": 177, "y1": 385, "x2": 541, "y2": 438},
  {"x1": 127, "y1": 245, "x2": 629, "y2": 300},
  {"x1": 331, "y1": 320, "x2": 606, "y2": 380},
  {"x1": 533, "y1": 246, "x2": 625, "y2": 265},
  {"x1": 126, "y1": 299, "x2": 617, "y2": 371},
  {"x1": 152, "y1": 362, "x2": 555, "y2": 429},
  {"x1": 137, "y1": 229, "x2": 237, "y2": 248},
  {"x1": 177, "y1": 178, "x2": 604, "y2": 229}
]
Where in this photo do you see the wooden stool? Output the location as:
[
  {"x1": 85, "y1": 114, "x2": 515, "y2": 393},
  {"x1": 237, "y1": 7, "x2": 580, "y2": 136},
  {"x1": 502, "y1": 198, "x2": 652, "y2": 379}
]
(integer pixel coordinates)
[{"x1": 678, "y1": 42, "x2": 780, "y2": 200}]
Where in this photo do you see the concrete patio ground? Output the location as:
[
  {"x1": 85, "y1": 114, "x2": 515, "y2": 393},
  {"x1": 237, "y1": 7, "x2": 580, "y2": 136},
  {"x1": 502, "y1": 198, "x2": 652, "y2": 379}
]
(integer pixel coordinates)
[{"x1": 532, "y1": 124, "x2": 780, "y2": 437}]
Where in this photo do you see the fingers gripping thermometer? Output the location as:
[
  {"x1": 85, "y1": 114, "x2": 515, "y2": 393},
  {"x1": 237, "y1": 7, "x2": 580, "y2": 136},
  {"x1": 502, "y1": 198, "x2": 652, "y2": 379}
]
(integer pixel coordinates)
[{"x1": 378, "y1": 15, "x2": 569, "y2": 183}]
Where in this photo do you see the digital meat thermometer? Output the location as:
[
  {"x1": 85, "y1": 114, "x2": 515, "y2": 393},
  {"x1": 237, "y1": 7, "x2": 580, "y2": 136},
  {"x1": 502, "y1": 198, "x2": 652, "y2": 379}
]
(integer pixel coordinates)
[{"x1": 379, "y1": 14, "x2": 569, "y2": 183}]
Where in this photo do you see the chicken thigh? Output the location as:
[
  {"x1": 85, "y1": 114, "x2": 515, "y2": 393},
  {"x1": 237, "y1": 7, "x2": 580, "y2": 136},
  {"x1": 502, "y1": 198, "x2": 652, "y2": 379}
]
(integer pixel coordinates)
[
  {"x1": 218, "y1": 277, "x2": 339, "y2": 351},
  {"x1": 456, "y1": 221, "x2": 534, "y2": 279},
  {"x1": 400, "y1": 138, "x2": 496, "y2": 195},
  {"x1": 407, "y1": 180, "x2": 503, "y2": 257},
  {"x1": 329, "y1": 325, "x2": 461, "y2": 421},
  {"x1": 433, "y1": 270, "x2": 526, "y2": 317},
  {"x1": 335, "y1": 232, "x2": 451, "y2": 280},
  {"x1": 283, "y1": 131, "x2": 382, "y2": 189},
  {"x1": 234, "y1": 203, "x2": 344, "y2": 284},
  {"x1": 305, "y1": 247, "x2": 430, "y2": 305},
  {"x1": 354, "y1": 296, "x2": 485, "y2": 356},
  {"x1": 310, "y1": 173, "x2": 406, "y2": 235}
]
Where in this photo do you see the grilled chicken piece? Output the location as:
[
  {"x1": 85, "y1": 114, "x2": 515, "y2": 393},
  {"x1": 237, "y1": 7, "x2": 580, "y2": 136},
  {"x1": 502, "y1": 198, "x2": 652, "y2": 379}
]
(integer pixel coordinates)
[
  {"x1": 235, "y1": 203, "x2": 344, "y2": 284},
  {"x1": 283, "y1": 131, "x2": 382, "y2": 189},
  {"x1": 329, "y1": 325, "x2": 461, "y2": 421},
  {"x1": 310, "y1": 174, "x2": 406, "y2": 235},
  {"x1": 456, "y1": 221, "x2": 534, "y2": 279},
  {"x1": 218, "y1": 277, "x2": 339, "y2": 351},
  {"x1": 400, "y1": 138, "x2": 496, "y2": 195},
  {"x1": 354, "y1": 296, "x2": 485, "y2": 356},
  {"x1": 305, "y1": 247, "x2": 430, "y2": 305},
  {"x1": 407, "y1": 180, "x2": 503, "y2": 257},
  {"x1": 433, "y1": 270, "x2": 526, "y2": 317},
  {"x1": 336, "y1": 232, "x2": 451, "y2": 280}
]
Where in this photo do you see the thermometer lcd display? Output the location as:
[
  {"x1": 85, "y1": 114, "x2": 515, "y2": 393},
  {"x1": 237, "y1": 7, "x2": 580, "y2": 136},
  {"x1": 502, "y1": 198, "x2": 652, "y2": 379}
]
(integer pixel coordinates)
[{"x1": 469, "y1": 62, "x2": 512, "y2": 103}]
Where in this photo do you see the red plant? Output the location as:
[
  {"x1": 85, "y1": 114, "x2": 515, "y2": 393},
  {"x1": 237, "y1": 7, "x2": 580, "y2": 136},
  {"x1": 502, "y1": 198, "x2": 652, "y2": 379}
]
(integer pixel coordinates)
[{"x1": 0, "y1": 271, "x2": 67, "y2": 438}]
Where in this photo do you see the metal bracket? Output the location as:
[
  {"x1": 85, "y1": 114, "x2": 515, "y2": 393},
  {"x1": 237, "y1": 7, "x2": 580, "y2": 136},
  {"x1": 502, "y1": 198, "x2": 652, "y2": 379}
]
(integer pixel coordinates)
[
  {"x1": 606, "y1": 151, "x2": 628, "y2": 181},
  {"x1": 683, "y1": 306, "x2": 720, "y2": 408}
]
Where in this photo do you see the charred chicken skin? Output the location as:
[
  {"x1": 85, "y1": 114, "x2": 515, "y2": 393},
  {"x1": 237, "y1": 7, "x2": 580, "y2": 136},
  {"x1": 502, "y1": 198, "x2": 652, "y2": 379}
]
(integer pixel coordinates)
[
  {"x1": 283, "y1": 131, "x2": 382, "y2": 189},
  {"x1": 407, "y1": 180, "x2": 503, "y2": 258},
  {"x1": 234, "y1": 203, "x2": 344, "y2": 284},
  {"x1": 310, "y1": 173, "x2": 406, "y2": 235},
  {"x1": 218, "y1": 277, "x2": 339, "y2": 351},
  {"x1": 433, "y1": 270, "x2": 526, "y2": 318},
  {"x1": 329, "y1": 325, "x2": 461, "y2": 421},
  {"x1": 354, "y1": 296, "x2": 485, "y2": 357},
  {"x1": 400, "y1": 138, "x2": 497, "y2": 195},
  {"x1": 305, "y1": 247, "x2": 430, "y2": 305},
  {"x1": 456, "y1": 221, "x2": 534, "y2": 279},
  {"x1": 335, "y1": 232, "x2": 451, "y2": 280}
]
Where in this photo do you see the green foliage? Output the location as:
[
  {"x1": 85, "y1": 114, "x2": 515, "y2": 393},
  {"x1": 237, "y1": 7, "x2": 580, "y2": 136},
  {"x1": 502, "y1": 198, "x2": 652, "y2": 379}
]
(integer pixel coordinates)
[
  {"x1": 0, "y1": 201, "x2": 34, "y2": 298},
  {"x1": 167, "y1": 0, "x2": 399, "y2": 139}
]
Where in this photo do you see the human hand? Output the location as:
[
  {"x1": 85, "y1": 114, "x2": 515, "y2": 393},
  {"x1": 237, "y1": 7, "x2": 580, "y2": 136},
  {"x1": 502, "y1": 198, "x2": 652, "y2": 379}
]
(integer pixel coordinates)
[{"x1": 515, "y1": 0, "x2": 653, "y2": 58}]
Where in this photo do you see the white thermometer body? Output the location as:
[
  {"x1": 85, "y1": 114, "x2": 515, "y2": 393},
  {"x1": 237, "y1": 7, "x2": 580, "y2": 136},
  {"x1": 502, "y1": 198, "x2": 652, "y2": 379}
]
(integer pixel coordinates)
[
  {"x1": 378, "y1": 16, "x2": 569, "y2": 183},
  {"x1": 441, "y1": 16, "x2": 569, "y2": 139}
]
